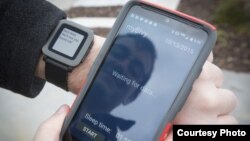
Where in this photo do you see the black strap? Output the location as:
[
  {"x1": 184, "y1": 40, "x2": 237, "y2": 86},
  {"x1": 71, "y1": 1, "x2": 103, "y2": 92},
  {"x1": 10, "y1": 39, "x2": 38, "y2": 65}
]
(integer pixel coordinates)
[{"x1": 45, "y1": 58, "x2": 69, "y2": 91}]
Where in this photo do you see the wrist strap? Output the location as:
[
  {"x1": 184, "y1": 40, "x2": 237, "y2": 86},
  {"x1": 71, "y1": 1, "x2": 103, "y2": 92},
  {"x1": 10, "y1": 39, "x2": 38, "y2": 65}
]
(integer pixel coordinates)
[{"x1": 45, "y1": 58, "x2": 69, "y2": 91}]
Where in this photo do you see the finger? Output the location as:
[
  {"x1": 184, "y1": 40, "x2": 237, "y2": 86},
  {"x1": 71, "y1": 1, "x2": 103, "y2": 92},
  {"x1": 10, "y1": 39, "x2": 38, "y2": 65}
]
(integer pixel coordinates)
[
  {"x1": 207, "y1": 52, "x2": 213, "y2": 63},
  {"x1": 217, "y1": 89, "x2": 237, "y2": 115},
  {"x1": 164, "y1": 130, "x2": 173, "y2": 141},
  {"x1": 200, "y1": 61, "x2": 224, "y2": 88},
  {"x1": 217, "y1": 115, "x2": 238, "y2": 124},
  {"x1": 33, "y1": 105, "x2": 70, "y2": 141}
]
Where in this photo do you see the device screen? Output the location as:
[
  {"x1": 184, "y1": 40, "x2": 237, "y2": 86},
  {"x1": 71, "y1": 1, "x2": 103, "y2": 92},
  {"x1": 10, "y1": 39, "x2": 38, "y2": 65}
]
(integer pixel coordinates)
[
  {"x1": 50, "y1": 25, "x2": 87, "y2": 59},
  {"x1": 64, "y1": 5, "x2": 208, "y2": 141}
]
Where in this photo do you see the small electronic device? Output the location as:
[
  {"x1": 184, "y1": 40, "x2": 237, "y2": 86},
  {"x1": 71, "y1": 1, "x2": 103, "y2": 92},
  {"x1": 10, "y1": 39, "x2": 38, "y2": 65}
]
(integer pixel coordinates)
[
  {"x1": 42, "y1": 20, "x2": 94, "y2": 90},
  {"x1": 61, "y1": 0, "x2": 217, "y2": 141}
]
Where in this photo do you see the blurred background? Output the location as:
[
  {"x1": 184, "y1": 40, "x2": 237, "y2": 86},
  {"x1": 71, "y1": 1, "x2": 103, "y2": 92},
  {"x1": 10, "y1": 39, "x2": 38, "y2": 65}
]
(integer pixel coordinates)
[{"x1": 0, "y1": 0, "x2": 249, "y2": 141}]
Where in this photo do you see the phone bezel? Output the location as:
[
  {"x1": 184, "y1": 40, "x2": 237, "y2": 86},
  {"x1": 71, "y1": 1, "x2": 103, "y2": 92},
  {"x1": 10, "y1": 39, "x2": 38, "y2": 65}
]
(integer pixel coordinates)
[{"x1": 60, "y1": 0, "x2": 217, "y2": 140}]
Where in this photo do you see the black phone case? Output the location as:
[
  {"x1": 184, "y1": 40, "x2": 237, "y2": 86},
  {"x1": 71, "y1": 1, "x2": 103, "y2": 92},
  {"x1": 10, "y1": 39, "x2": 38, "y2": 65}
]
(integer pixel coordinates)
[{"x1": 60, "y1": 0, "x2": 217, "y2": 141}]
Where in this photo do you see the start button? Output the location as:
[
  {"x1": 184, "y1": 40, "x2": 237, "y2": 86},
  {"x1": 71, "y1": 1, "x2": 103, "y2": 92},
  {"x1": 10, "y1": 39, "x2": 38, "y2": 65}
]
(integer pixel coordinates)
[{"x1": 77, "y1": 122, "x2": 105, "y2": 141}]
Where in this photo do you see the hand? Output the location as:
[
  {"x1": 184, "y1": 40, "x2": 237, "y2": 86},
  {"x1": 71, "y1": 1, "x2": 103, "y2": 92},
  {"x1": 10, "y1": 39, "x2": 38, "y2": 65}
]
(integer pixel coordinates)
[
  {"x1": 165, "y1": 53, "x2": 237, "y2": 141},
  {"x1": 33, "y1": 105, "x2": 70, "y2": 141},
  {"x1": 35, "y1": 37, "x2": 237, "y2": 141}
]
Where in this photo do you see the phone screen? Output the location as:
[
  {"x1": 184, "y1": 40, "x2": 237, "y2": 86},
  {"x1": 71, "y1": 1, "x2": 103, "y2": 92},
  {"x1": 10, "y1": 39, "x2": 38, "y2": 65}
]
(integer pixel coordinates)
[{"x1": 64, "y1": 5, "x2": 208, "y2": 141}]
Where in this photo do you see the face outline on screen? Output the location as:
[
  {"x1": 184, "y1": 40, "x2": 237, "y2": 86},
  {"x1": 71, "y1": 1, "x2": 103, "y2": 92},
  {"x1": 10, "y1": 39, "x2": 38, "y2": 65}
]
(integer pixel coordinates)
[
  {"x1": 83, "y1": 34, "x2": 156, "y2": 113},
  {"x1": 62, "y1": 2, "x2": 214, "y2": 141},
  {"x1": 48, "y1": 24, "x2": 88, "y2": 60}
]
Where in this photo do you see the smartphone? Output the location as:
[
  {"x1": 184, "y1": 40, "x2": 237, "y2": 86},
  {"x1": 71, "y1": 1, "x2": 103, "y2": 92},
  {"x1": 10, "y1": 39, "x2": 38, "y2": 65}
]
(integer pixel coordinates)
[{"x1": 61, "y1": 0, "x2": 217, "y2": 141}]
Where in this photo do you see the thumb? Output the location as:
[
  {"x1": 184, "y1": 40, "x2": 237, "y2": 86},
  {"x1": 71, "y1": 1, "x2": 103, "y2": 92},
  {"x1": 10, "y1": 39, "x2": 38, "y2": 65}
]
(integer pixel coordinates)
[
  {"x1": 33, "y1": 105, "x2": 70, "y2": 141},
  {"x1": 164, "y1": 130, "x2": 173, "y2": 141}
]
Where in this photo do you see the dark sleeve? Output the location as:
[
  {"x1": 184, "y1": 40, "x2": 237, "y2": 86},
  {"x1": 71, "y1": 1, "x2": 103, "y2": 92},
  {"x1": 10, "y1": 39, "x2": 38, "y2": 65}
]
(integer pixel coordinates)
[{"x1": 0, "y1": 0, "x2": 66, "y2": 97}]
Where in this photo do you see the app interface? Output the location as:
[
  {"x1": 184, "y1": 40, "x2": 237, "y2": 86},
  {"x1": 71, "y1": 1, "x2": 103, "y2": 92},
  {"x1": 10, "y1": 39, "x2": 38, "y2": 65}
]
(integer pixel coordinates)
[
  {"x1": 52, "y1": 28, "x2": 84, "y2": 58},
  {"x1": 65, "y1": 5, "x2": 208, "y2": 141}
]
